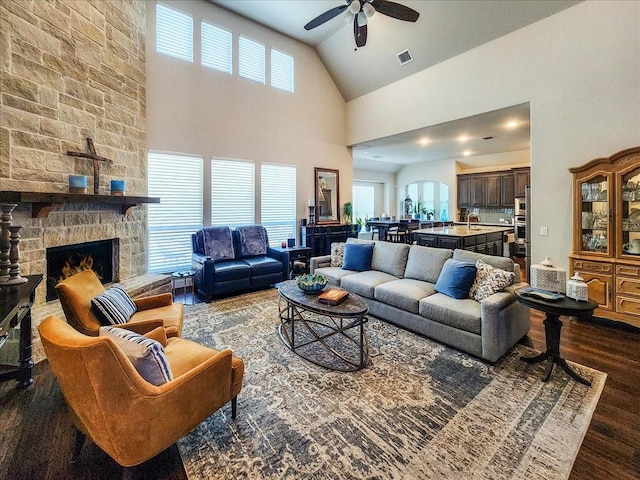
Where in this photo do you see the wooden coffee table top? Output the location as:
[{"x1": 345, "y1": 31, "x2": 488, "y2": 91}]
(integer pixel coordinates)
[{"x1": 278, "y1": 280, "x2": 368, "y2": 318}]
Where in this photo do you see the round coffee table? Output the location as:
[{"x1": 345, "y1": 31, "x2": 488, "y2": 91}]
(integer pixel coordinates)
[
  {"x1": 515, "y1": 289, "x2": 598, "y2": 385},
  {"x1": 277, "y1": 280, "x2": 370, "y2": 372}
]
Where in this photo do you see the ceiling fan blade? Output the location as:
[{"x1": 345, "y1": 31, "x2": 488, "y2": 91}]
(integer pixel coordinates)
[
  {"x1": 370, "y1": 0, "x2": 420, "y2": 22},
  {"x1": 354, "y1": 15, "x2": 367, "y2": 47},
  {"x1": 304, "y1": 5, "x2": 348, "y2": 30}
]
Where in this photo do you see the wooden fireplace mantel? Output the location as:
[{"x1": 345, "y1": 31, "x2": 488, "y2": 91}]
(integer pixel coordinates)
[{"x1": 0, "y1": 191, "x2": 160, "y2": 218}]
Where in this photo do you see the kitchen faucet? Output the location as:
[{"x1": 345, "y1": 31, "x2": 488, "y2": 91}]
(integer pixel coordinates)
[{"x1": 467, "y1": 212, "x2": 480, "y2": 229}]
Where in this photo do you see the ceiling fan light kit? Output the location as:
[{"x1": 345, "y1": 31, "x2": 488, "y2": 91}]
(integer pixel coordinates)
[{"x1": 304, "y1": 0, "x2": 419, "y2": 48}]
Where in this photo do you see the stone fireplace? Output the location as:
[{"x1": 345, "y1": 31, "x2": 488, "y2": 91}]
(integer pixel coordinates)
[{"x1": 45, "y1": 238, "x2": 120, "y2": 301}]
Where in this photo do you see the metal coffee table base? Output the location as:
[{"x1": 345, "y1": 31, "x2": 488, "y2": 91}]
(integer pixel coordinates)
[{"x1": 278, "y1": 299, "x2": 369, "y2": 372}]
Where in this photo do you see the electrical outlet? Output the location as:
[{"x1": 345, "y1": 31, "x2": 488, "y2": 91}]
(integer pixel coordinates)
[{"x1": 540, "y1": 226, "x2": 548, "y2": 236}]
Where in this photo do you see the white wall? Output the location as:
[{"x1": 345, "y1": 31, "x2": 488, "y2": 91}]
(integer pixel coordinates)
[
  {"x1": 347, "y1": 1, "x2": 640, "y2": 270},
  {"x1": 353, "y1": 169, "x2": 397, "y2": 216},
  {"x1": 146, "y1": 0, "x2": 350, "y2": 233}
]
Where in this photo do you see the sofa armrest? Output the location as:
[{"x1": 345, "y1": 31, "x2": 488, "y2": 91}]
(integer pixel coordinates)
[
  {"x1": 310, "y1": 255, "x2": 331, "y2": 273},
  {"x1": 192, "y1": 252, "x2": 212, "y2": 264},
  {"x1": 134, "y1": 293, "x2": 173, "y2": 310}
]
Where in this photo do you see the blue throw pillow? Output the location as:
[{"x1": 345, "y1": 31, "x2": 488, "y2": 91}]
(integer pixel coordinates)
[
  {"x1": 342, "y1": 243, "x2": 374, "y2": 271},
  {"x1": 434, "y1": 259, "x2": 478, "y2": 299}
]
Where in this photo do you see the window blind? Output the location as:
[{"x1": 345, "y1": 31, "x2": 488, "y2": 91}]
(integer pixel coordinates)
[
  {"x1": 156, "y1": 3, "x2": 193, "y2": 62},
  {"x1": 353, "y1": 184, "x2": 375, "y2": 220},
  {"x1": 201, "y1": 21, "x2": 232, "y2": 74},
  {"x1": 148, "y1": 152, "x2": 203, "y2": 273},
  {"x1": 270, "y1": 49, "x2": 294, "y2": 93},
  {"x1": 211, "y1": 159, "x2": 255, "y2": 226},
  {"x1": 261, "y1": 163, "x2": 296, "y2": 245},
  {"x1": 238, "y1": 36, "x2": 265, "y2": 84}
]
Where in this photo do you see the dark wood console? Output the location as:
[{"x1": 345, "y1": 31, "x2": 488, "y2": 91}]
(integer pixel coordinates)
[
  {"x1": 0, "y1": 275, "x2": 43, "y2": 388},
  {"x1": 300, "y1": 225, "x2": 357, "y2": 257}
]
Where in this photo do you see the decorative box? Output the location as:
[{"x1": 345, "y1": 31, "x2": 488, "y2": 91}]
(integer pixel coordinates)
[
  {"x1": 566, "y1": 273, "x2": 589, "y2": 301},
  {"x1": 530, "y1": 256, "x2": 566, "y2": 293}
]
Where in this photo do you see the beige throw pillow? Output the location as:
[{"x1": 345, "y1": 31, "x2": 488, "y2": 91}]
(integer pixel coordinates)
[
  {"x1": 469, "y1": 259, "x2": 515, "y2": 301},
  {"x1": 330, "y1": 242, "x2": 345, "y2": 267}
]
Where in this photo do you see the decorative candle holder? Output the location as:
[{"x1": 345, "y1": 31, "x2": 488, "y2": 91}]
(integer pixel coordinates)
[
  {"x1": 69, "y1": 175, "x2": 88, "y2": 194},
  {"x1": 0, "y1": 203, "x2": 18, "y2": 282},
  {"x1": 0, "y1": 225, "x2": 27, "y2": 285},
  {"x1": 308, "y1": 205, "x2": 316, "y2": 226},
  {"x1": 110, "y1": 179, "x2": 126, "y2": 196}
]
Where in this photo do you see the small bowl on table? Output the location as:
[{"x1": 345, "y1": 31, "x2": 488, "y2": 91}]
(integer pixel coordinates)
[{"x1": 296, "y1": 273, "x2": 328, "y2": 294}]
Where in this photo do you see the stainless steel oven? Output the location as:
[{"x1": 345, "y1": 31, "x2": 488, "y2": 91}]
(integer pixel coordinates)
[
  {"x1": 515, "y1": 215, "x2": 526, "y2": 254},
  {"x1": 515, "y1": 197, "x2": 526, "y2": 216}
]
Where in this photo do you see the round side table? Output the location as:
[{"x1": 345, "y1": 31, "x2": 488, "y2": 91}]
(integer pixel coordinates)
[
  {"x1": 515, "y1": 289, "x2": 597, "y2": 386},
  {"x1": 171, "y1": 271, "x2": 195, "y2": 304}
]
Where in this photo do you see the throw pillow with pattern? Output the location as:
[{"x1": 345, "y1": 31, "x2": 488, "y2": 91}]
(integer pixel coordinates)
[
  {"x1": 330, "y1": 242, "x2": 345, "y2": 267},
  {"x1": 91, "y1": 285, "x2": 137, "y2": 325},
  {"x1": 469, "y1": 259, "x2": 515, "y2": 301}
]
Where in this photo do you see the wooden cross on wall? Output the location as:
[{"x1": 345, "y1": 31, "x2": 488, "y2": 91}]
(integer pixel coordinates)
[{"x1": 66, "y1": 138, "x2": 114, "y2": 194}]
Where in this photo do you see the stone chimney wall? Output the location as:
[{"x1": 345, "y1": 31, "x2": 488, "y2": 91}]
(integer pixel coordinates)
[{"x1": 0, "y1": 0, "x2": 147, "y2": 305}]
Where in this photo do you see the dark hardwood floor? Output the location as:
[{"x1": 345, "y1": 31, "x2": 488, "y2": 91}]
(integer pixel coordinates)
[{"x1": 1, "y1": 307, "x2": 638, "y2": 479}]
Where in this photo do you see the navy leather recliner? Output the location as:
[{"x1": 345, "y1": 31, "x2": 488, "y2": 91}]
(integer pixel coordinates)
[{"x1": 191, "y1": 225, "x2": 284, "y2": 302}]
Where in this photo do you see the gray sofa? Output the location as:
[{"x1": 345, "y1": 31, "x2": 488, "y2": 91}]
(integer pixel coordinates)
[{"x1": 310, "y1": 238, "x2": 530, "y2": 362}]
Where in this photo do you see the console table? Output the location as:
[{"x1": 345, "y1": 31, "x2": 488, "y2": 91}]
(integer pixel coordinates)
[
  {"x1": 0, "y1": 275, "x2": 42, "y2": 388},
  {"x1": 300, "y1": 224, "x2": 357, "y2": 257}
]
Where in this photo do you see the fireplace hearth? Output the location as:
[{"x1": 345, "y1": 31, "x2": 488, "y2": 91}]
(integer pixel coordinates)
[{"x1": 46, "y1": 239, "x2": 120, "y2": 302}]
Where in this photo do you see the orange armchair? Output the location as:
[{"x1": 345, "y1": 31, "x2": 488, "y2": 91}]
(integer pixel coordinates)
[
  {"x1": 55, "y1": 269, "x2": 183, "y2": 337},
  {"x1": 39, "y1": 316, "x2": 244, "y2": 468}
]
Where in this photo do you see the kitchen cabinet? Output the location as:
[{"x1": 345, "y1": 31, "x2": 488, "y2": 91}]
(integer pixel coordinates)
[
  {"x1": 501, "y1": 173, "x2": 515, "y2": 207},
  {"x1": 513, "y1": 167, "x2": 530, "y2": 197},
  {"x1": 569, "y1": 146, "x2": 640, "y2": 327},
  {"x1": 485, "y1": 174, "x2": 501, "y2": 207},
  {"x1": 457, "y1": 176, "x2": 471, "y2": 208},
  {"x1": 470, "y1": 176, "x2": 485, "y2": 207}
]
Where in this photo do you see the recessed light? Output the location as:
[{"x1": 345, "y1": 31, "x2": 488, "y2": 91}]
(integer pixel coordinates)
[
  {"x1": 418, "y1": 137, "x2": 430, "y2": 146},
  {"x1": 506, "y1": 120, "x2": 519, "y2": 128},
  {"x1": 458, "y1": 134, "x2": 469, "y2": 143},
  {"x1": 462, "y1": 150, "x2": 472, "y2": 157}
]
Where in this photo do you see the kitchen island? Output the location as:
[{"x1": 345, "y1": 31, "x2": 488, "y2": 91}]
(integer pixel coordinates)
[{"x1": 413, "y1": 225, "x2": 513, "y2": 256}]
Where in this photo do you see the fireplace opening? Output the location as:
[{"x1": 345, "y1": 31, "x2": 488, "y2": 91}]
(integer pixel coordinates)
[{"x1": 46, "y1": 239, "x2": 120, "y2": 302}]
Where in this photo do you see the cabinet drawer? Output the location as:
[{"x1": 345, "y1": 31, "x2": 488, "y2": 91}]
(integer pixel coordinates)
[
  {"x1": 616, "y1": 265, "x2": 640, "y2": 277},
  {"x1": 616, "y1": 277, "x2": 640, "y2": 297},
  {"x1": 573, "y1": 260, "x2": 613, "y2": 274},
  {"x1": 616, "y1": 296, "x2": 640, "y2": 318},
  {"x1": 580, "y1": 272, "x2": 613, "y2": 311}
]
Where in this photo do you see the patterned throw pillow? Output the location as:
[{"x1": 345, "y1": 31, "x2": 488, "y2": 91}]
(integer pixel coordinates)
[
  {"x1": 99, "y1": 326, "x2": 173, "y2": 386},
  {"x1": 469, "y1": 259, "x2": 515, "y2": 301},
  {"x1": 91, "y1": 285, "x2": 137, "y2": 325},
  {"x1": 330, "y1": 242, "x2": 345, "y2": 267}
]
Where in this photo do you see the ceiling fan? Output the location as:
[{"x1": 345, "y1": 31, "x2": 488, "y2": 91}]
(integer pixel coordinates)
[{"x1": 304, "y1": 0, "x2": 419, "y2": 48}]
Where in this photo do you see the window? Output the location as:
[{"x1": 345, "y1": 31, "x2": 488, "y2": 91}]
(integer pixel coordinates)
[
  {"x1": 156, "y1": 3, "x2": 193, "y2": 62},
  {"x1": 439, "y1": 183, "x2": 450, "y2": 220},
  {"x1": 261, "y1": 164, "x2": 296, "y2": 245},
  {"x1": 148, "y1": 152, "x2": 203, "y2": 273},
  {"x1": 271, "y1": 49, "x2": 294, "y2": 93},
  {"x1": 211, "y1": 159, "x2": 255, "y2": 225},
  {"x1": 201, "y1": 22, "x2": 232, "y2": 74},
  {"x1": 238, "y1": 36, "x2": 265, "y2": 84},
  {"x1": 353, "y1": 184, "x2": 375, "y2": 221}
]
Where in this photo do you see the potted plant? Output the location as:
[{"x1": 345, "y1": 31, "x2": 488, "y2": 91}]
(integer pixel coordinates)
[
  {"x1": 413, "y1": 201, "x2": 427, "y2": 219},
  {"x1": 342, "y1": 202, "x2": 353, "y2": 224},
  {"x1": 355, "y1": 217, "x2": 364, "y2": 232},
  {"x1": 425, "y1": 209, "x2": 436, "y2": 220},
  {"x1": 363, "y1": 214, "x2": 371, "y2": 232}
]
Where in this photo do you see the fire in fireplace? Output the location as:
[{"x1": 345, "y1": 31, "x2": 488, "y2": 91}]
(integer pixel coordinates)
[{"x1": 46, "y1": 239, "x2": 120, "y2": 302}]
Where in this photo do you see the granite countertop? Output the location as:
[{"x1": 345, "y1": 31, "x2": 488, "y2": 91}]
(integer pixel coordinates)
[{"x1": 414, "y1": 225, "x2": 513, "y2": 237}]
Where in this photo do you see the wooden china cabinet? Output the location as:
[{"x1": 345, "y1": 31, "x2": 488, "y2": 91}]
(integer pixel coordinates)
[{"x1": 569, "y1": 146, "x2": 640, "y2": 327}]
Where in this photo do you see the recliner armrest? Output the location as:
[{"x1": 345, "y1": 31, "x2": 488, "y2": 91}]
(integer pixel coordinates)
[{"x1": 192, "y1": 252, "x2": 212, "y2": 264}]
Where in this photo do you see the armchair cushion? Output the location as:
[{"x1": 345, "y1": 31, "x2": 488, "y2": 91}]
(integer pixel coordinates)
[
  {"x1": 91, "y1": 285, "x2": 137, "y2": 325},
  {"x1": 99, "y1": 326, "x2": 173, "y2": 386},
  {"x1": 202, "y1": 227, "x2": 235, "y2": 261},
  {"x1": 236, "y1": 226, "x2": 268, "y2": 257}
]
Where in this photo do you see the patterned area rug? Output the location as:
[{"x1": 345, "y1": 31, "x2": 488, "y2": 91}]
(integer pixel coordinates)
[{"x1": 178, "y1": 289, "x2": 606, "y2": 480}]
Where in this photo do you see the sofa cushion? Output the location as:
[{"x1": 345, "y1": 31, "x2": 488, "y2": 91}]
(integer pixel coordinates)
[
  {"x1": 434, "y1": 259, "x2": 477, "y2": 299},
  {"x1": 371, "y1": 241, "x2": 410, "y2": 278},
  {"x1": 469, "y1": 259, "x2": 515, "y2": 301},
  {"x1": 374, "y1": 279, "x2": 436, "y2": 314},
  {"x1": 404, "y1": 245, "x2": 454, "y2": 283},
  {"x1": 453, "y1": 249, "x2": 516, "y2": 276},
  {"x1": 419, "y1": 293, "x2": 482, "y2": 335},
  {"x1": 341, "y1": 270, "x2": 398, "y2": 299},
  {"x1": 91, "y1": 285, "x2": 137, "y2": 325},
  {"x1": 202, "y1": 227, "x2": 235, "y2": 261},
  {"x1": 99, "y1": 326, "x2": 173, "y2": 386},
  {"x1": 313, "y1": 266, "x2": 358, "y2": 286},
  {"x1": 242, "y1": 256, "x2": 282, "y2": 276},
  {"x1": 330, "y1": 242, "x2": 345, "y2": 267},
  {"x1": 212, "y1": 260, "x2": 251, "y2": 282},
  {"x1": 342, "y1": 243, "x2": 374, "y2": 271},
  {"x1": 236, "y1": 226, "x2": 268, "y2": 257}
]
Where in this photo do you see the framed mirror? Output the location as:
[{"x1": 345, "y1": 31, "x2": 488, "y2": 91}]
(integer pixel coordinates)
[{"x1": 315, "y1": 167, "x2": 340, "y2": 224}]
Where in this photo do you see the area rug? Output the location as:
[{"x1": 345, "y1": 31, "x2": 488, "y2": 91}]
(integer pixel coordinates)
[{"x1": 178, "y1": 289, "x2": 606, "y2": 480}]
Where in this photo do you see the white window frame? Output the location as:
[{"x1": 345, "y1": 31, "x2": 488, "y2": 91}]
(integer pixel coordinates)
[
  {"x1": 261, "y1": 163, "x2": 296, "y2": 245},
  {"x1": 270, "y1": 48, "x2": 294, "y2": 93},
  {"x1": 201, "y1": 21, "x2": 232, "y2": 74},
  {"x1": 238, "y1": 36, "x2": 265, "y2": 84},
  {"x1": 156, "y1": 3, "x2": 193, "y2": 63}
]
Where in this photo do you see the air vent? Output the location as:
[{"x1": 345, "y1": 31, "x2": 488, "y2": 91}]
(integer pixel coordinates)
[
  {"x1": 396, "y1": 49, "x2": 413, "y2": 65},
  {"x1": 482, "y1": 136, "x2": 496, "y2": 140}
]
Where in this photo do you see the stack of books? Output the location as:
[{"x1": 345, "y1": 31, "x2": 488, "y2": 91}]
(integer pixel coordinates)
[{"x1": 318, "y1": 289, "x2": 349, "y2": 305}]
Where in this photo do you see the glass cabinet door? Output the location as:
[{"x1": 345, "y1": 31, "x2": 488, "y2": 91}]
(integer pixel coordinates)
[
  {"x1": 579, "y1": 174, "x2": 610, "y2": 254},
  {"x1": 620, "y1": 167, "x2": 640, "y2": 257}
]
